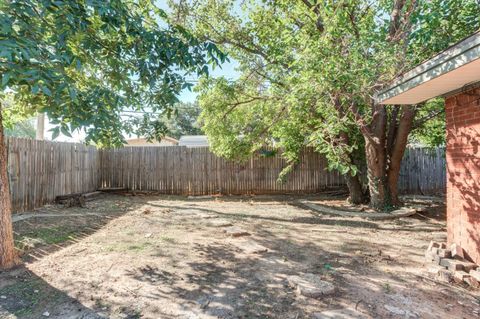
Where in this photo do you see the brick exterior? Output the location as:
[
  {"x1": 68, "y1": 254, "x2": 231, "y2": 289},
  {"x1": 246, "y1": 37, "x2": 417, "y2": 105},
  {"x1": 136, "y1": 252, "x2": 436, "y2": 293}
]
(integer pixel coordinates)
[{"x1": 446, "y1": 87, "x2": 480, "y2": 264}]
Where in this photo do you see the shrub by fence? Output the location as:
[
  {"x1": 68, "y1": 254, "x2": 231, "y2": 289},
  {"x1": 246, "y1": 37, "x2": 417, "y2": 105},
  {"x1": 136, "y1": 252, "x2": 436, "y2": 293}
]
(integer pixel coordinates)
[{"x1": 6, "y1": 137, "x2": 446, "y2": 213}]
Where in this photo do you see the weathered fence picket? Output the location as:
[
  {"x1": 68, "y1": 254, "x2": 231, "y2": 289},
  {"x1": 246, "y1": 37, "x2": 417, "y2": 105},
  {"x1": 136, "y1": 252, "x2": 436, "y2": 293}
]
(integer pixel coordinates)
[
  {"x1": 398, "y1": 147, "x2": 446, "y2": 195},
  {"x1": 6, "y1": 137, "x2": 446, "y2": 213},
  {"x1": 6, "y1": 137, "x2": 100, "y2": 213}
]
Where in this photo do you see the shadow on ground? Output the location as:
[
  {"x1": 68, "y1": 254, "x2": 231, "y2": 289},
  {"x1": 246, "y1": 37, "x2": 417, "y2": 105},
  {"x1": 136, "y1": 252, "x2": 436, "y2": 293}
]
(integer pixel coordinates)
[
  {"x1": 0, "y1": 266, "x2": 105, "y2": 318},
  {"x1": 1, "y1": 194, "x2": 145, "y2": 319},
  {"x1": 2, "y1": 193, "x2": 470, "y2": 319}
]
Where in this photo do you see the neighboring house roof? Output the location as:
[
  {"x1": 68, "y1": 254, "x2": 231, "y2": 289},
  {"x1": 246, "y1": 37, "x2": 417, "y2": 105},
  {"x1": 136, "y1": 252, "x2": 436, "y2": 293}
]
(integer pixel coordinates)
[
  {"x1": 377, "y1": 31, "x2": 480, "y2": 105},
  {"x1": 178, "y1": 135, "x2": 209, "y2": 147},
  {"x1": 125, "y1": 136, "x2": 179, "y2": 146}
]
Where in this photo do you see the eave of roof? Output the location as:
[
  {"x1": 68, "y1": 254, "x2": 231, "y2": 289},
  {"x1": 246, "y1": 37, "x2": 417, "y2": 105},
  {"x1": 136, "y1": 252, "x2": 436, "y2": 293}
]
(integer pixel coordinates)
[{"x1": 376, "y1": 31, "x2": 480, "y2": 105}]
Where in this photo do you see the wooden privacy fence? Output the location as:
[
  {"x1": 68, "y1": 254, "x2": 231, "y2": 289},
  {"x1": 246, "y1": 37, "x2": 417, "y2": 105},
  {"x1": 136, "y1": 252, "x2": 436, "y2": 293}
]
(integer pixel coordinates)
[
  {"x1": 6, "y1": 137, "x2": 100, "y2": 212},
  {"x1": 99, "y1": 146, "x2": 447, "y2": 196},
  {"x1": 6, "y1": 137, "x2": 447, "y2": 213},
  {"x1": 398, "y1": 147, "x2": 446, "y2": 195},
  {"x1": 99, "y1": 147, "x2": 344, "y2": 195}
]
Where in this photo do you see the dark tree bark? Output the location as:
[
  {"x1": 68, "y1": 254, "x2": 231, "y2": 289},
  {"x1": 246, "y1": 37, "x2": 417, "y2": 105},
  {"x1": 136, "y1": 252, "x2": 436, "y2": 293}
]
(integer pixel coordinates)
[
  {"x1": 386, "y1": 105, "x2": 416, "y2": 205},
  {"x1": 0, "y1": 103, "x2": 20, "y2": 269},
  {"x1": 364, "y1": 104, "x2": 387, "y2": 209},
  {"x1": 362, "y1": 104, "x2": 417, "y2": 210},
  {"x1": 345, "y1": 173, "x2": 366, "y2": 204},
  {"x1": 338, "y1": 131, "x2": 366, "y2": 204}
]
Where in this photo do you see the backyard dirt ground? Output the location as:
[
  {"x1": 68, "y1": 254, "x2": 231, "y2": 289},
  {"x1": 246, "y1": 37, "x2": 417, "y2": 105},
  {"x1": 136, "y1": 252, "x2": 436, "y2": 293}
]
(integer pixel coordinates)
[{"x1": 1, "y1": 193, "x2": 479, "y2": 319}]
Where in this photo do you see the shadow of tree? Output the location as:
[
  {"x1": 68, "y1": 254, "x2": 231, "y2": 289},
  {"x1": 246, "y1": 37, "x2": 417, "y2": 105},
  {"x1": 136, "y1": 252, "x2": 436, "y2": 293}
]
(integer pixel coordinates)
[
  {"x1": 13, "y1": 195, "x2": 144, "y2": 262},
  {"x1": 0, "y1": 266, "x2": 105, "y2": 318},
  {"x1": 1, "y1": 193, "x2": 466, "y2": 319},
  {"x1": 2, "y1": 195, "x2": 146, "y2": 318},
  {"x1": 119, "y1": 220, "x2": 467, "y2": 318}
]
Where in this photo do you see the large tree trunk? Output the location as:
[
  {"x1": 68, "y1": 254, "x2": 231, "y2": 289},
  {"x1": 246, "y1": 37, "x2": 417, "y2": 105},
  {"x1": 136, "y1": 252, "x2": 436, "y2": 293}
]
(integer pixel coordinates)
[
  {"x1": 365, "y1": 137, "x2": 390, "y2": 209},
  {"x1": 345, "y1": 173, "x2": 365, "y2": 204},
  {"x1": 362, "y1": 105, "x2": 416, "y2": 210},
  {"x1": 386, "y1": 105, "x2": 416, "y2": 205},
  {"x1": 365, "y1": 104, "x2": 389, "y2": 209},
  {"x1": 0, "y1": 103, "x2": 19, "y2": 269}
]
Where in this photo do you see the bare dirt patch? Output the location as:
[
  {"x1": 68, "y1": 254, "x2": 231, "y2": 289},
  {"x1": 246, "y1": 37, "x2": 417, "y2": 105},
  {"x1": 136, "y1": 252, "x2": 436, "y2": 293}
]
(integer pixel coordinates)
[{"x1": 1, "y1": 194, "x2": 478, "y2": 319}]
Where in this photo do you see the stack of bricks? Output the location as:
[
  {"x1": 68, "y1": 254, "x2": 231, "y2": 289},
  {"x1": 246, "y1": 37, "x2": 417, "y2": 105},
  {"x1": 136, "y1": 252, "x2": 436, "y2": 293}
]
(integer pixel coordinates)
[{"x1": 425, "y1": 241, "x2": 480, "y2": 288}]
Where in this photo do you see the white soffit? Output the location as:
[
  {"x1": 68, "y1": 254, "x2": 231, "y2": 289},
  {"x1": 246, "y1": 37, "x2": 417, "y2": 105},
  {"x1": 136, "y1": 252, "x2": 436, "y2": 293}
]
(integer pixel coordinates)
[{"x1": 377, "y1": 31, "x2": 480, "y2": 105}]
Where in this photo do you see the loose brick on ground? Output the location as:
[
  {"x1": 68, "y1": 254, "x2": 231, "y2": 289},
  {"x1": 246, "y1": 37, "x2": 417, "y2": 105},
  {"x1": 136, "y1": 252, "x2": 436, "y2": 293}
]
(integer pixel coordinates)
[
  {"x1": 440, "y1": 258, "x2": 472, "y2": 271},
  {"x1": 469, "y1": 270, "x2": 480, "y2": 282},
  {"x1": 433, "y1": 255, "x2": 442, "y2": 265},
  {"x1": 437, "y1": 249, "x2": 451, "y2": 258},
  {"x1": 450, "y1": 243, "x2": 465, "y2": 260},
  {"x1": 460, "y1": 261, "x2": 478, "y2": 272},
  {"x1": 428, "y1": 241, "x2": 440, "y2": 251},
  {"x1": 453, "y1": 271, "x2": 470, "y2": 283},
  {"x1": 465, "y1": 276, "x2": 480, "y2": 288}
]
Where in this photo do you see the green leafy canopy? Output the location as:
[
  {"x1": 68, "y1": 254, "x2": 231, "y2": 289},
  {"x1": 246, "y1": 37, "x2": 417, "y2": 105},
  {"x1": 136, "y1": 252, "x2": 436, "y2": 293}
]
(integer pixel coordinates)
[
  {"x1": 177, "y1": 0, "x2": 479, "y2": 177},
  {"x1": 0, "y1": 0, "x2": 227, "y2": 146}
]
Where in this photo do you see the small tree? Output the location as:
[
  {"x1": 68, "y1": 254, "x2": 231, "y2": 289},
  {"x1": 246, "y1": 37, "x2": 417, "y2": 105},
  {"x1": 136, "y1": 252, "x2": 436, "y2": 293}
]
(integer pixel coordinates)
[{"x1": 0, "y1": 0, "x2": 225, "y2": 269}]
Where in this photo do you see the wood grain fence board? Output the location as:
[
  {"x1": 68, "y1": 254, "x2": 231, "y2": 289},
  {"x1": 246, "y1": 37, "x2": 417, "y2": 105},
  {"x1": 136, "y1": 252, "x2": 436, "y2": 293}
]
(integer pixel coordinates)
[
  {"x1": 6, "y1": 137, "x2": 100, "y2": 213},
  {"x1": 6, "y1": 137, "x2": 446, "y2": 213}
]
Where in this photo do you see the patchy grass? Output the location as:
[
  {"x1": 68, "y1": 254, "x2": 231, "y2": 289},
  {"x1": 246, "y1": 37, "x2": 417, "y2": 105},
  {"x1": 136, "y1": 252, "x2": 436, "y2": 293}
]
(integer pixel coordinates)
[
  {"x1": 0, "y1": 279, "x2": 56, "y2": 317},
  {"x1": 25, "y1": 227, "x2": 76, "y2": 244},
  {"x1": 104, "y1": 240, "x2": 153, "y2": 253},
  {"x1": 383, "y1": 282, "x2": 393, "y2": 294},
  {"x1": 159, "y1": 235, "x2": 176, "y2": 244},
  {"x1": 14, "y1": 226, "x2": 78, "y2": 254}
]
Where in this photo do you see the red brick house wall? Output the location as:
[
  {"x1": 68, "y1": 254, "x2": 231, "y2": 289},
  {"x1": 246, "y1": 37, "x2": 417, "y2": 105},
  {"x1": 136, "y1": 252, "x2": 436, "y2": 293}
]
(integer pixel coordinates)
[{"x1": 446, "y1": 86, "x2": 480, "y2": 264}]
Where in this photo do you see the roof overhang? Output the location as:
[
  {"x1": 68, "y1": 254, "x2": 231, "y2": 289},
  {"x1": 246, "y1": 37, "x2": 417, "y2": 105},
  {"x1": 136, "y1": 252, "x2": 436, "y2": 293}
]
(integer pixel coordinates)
[{"x1": 376, "y1": 31, "x2": 480, "y2": 105}]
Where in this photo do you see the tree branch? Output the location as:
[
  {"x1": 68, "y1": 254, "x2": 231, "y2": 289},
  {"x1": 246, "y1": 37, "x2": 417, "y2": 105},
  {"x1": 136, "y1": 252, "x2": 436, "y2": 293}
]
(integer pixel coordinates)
[
  {"x1": 352, "y1": 102, "x2": 378, "y2": 144},
  {"x1": 412, "y1": 107, "x2": 444, "y2": 129},
  {"x1": 386, "y1": 105, "x2": 400, "y2": 156},
  {"x1": 222, "y1": 96, "x2": 267, "y2": 119},
  {"x1": 388, "y1": 0, "x2": 407, "y2": 41},
  {"x1": 329, "y1": 93, "x2": 376, "y2": 144},
  {"x1": 299, "y1": 0, "x2": 324, "y2": 32}
]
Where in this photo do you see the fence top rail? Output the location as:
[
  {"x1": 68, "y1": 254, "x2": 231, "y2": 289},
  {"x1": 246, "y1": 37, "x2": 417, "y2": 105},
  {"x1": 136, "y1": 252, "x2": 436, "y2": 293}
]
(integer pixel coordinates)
[
  {"x1": 6, "y1": 137, "x2": 445, "y2": 152},
  {"x1": 5, "y1": 136, "x2": 97, "y2": 149}
]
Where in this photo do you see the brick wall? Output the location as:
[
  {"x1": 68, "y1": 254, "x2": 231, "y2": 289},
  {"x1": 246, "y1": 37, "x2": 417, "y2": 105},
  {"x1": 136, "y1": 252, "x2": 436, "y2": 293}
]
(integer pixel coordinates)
[{"x1": 446, "y1": 86, "x2": 480, "y2": 264}]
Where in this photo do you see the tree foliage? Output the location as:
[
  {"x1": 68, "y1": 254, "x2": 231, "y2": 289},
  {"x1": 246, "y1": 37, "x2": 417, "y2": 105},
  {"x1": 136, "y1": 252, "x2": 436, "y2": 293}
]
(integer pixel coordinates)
[
  {"x1": 409, "y1": 98, "x2": 445, "y2": 147},
  {"x1": 0, "y1": 0, "x2": 226, "y2": 269},
  {"x1": 179, "y1": 0, "x2": 477, "y2": 161},
  {"x1": 161, "y1": 101, "x2": 203, "y2": 139},
  {"x1": 0, "y1": 0, "x2": 226, "y2": 146},
  {"x1": 4, "y1": 119, "x2": 36, "y2": 139},
  {"x1": 173, "y1": 0, "x2": 479, "y2": 207}
]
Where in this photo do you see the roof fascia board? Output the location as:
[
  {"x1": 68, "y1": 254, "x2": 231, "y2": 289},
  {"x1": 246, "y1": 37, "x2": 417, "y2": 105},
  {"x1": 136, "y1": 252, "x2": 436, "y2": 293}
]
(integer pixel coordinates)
[
  {"x1": 377, "y1": 32, "x2": 480, "y2": 104},
  {"x1": 443, "y1": 80, "x2": 480, "y2": 99}
]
